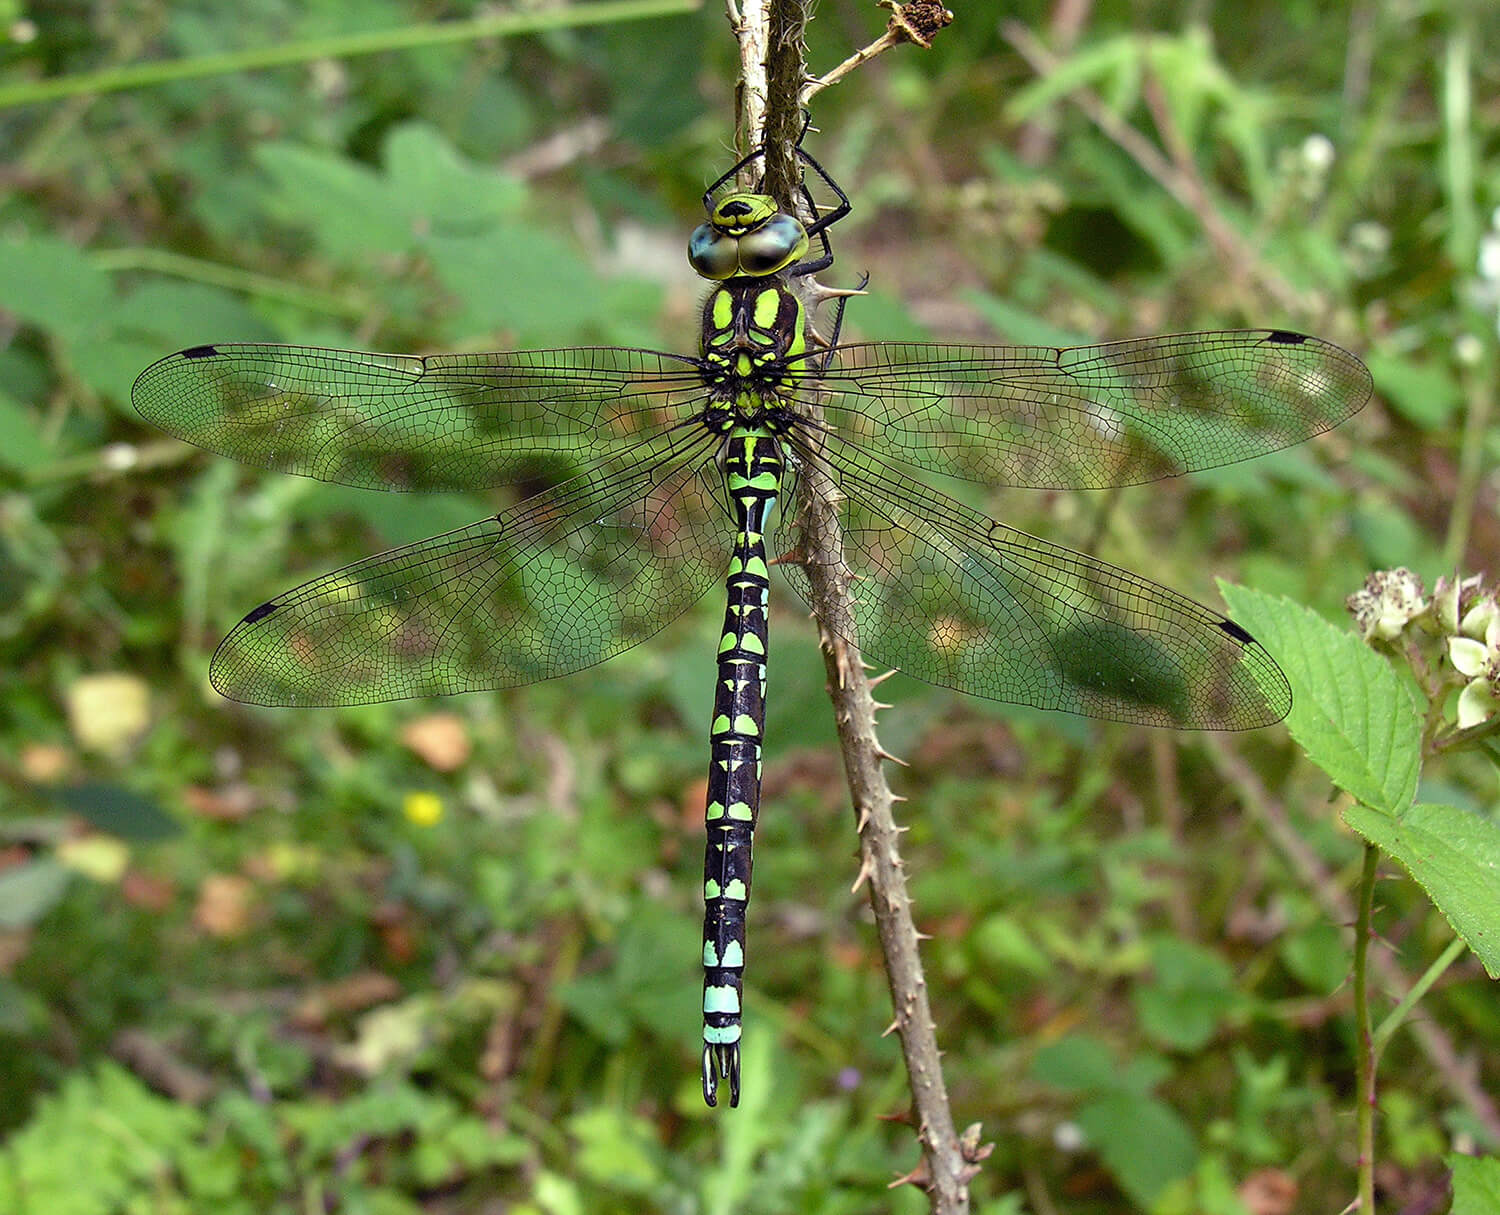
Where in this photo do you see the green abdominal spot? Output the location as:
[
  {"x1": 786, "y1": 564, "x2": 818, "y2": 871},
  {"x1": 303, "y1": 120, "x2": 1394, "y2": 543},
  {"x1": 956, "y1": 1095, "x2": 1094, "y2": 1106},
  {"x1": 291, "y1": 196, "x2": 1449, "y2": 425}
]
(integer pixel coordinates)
[
  {"x1": 703, "y1": 1023, "x2": 741, "y2": 1045},
  {"x1": 704, "y1": 985, "x2": 741, "y2": 1014}
]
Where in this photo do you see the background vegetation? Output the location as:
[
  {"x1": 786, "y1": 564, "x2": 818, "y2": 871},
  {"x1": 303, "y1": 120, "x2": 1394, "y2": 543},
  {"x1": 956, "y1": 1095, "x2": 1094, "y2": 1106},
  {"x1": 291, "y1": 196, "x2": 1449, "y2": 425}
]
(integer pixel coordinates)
[{"x1": 2, "y1": 0, "x2": 1498, "y2": 1211}]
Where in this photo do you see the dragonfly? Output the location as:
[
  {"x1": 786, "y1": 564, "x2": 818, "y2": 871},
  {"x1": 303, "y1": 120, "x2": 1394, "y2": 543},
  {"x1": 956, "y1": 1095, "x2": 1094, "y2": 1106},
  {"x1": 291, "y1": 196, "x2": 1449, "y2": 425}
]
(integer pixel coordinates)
[{"x1": 133, "y1": 134, "x2": 1371, "y2": 1108}]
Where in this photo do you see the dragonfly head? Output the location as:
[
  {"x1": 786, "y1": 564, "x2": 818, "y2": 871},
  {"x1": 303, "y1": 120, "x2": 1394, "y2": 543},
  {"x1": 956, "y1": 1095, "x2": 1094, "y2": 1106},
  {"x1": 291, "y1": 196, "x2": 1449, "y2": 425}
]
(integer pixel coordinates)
[{"x1": 688, "y1": 191, "x2": 810, "y2": 280}]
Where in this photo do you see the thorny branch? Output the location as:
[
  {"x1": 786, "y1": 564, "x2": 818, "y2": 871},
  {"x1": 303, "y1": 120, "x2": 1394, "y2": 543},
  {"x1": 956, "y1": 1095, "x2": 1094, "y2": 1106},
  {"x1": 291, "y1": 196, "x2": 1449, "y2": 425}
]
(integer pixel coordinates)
[{"x1": 726, "y1": 3, "x2": 981, "y2": 1212}]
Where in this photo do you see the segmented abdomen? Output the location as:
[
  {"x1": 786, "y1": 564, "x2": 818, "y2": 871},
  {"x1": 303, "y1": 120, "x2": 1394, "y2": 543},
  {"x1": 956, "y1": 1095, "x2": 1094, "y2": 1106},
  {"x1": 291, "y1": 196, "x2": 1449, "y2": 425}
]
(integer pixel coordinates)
[{"x1": 701, "y1": 427, "x2": 782, "y2": 1107}]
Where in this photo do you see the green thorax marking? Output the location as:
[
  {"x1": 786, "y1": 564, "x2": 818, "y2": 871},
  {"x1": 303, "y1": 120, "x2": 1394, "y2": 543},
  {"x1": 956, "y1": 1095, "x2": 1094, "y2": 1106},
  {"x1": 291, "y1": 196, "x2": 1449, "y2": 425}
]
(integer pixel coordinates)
[{"x1": 700, "y1": 281, "x2": 809, "y2": 432}]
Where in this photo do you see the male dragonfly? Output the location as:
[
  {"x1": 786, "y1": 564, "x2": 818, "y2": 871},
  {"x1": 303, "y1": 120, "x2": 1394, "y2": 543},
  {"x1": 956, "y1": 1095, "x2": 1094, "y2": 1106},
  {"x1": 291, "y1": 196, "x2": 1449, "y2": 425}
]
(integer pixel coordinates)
[{"x1": 134, "y1": 136, "x2": 1371, "y2": 1106}]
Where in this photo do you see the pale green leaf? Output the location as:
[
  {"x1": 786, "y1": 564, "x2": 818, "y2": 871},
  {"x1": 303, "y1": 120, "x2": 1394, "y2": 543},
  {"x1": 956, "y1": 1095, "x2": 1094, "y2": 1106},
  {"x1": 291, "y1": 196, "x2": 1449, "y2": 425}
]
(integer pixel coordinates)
[
  {"x1": 961, "y1": 290, "x2": 1088, "y2": 348},
  {"x1": 0, "y1": 391, "x2": 51, "y2": 473},
  {"x1": 254, "y1": 142, "x2": 408, "y2": 258},
  {"x1": 0, "y1": 860, "x2": 72, "y2": 928},
  {"x1": 382, "y1": 121, "x2": 525, "y2": 230},
  {"x1": 1005, "y1": 36, "x2": 1142, "y2": 121},
  {"x1": 1367, "y1": 351, "x2": 1460, "y2": 430},
  {"x1": 1132, "y1": 937, "x2": 1236, "y2": 1051},
  {"x1": 0, "y1": 236, "x2": 112, "y2": 343},
  {"x1": 1343, "y1": 802, "x2": 1500, "y2": 978},
  {"x1": 1450, "y1": 1152, "x2": 1500, "y2": 1215},
  {"x1": 1077, "y1": 1091, "x2": 1197, "y2": 1209},
  {"x1": 1217, "y1": 584, "x2": 1422, "y2": 814}
]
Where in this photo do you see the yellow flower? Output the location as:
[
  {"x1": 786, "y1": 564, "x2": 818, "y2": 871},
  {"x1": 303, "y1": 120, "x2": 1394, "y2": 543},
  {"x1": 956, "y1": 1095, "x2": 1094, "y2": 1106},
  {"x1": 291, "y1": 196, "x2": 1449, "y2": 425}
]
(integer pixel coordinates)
[{"x1": 402, "y1": 791, "x2": 444, "y2": 826}]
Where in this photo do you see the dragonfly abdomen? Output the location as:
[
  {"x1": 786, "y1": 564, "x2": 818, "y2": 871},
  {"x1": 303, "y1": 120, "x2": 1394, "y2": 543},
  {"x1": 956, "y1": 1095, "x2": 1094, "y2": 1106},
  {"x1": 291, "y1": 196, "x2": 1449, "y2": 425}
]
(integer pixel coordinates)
[{"x1": 701, "y1": 426, "x2": 782, "y2": 1108}]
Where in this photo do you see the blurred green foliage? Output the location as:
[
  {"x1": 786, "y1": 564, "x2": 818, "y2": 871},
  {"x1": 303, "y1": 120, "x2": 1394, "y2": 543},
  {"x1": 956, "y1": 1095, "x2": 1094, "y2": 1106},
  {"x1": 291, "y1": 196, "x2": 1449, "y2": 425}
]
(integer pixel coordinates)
[{"x1": 2, "y1": 0, "x2": 1499, "y2": 1211}]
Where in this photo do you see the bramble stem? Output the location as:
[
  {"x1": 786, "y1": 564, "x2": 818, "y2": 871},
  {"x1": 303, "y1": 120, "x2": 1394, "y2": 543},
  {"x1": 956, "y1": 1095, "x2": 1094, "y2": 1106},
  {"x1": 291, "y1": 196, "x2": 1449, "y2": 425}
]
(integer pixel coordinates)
[
  {"x1": 730, "y1": 4, "x2": 975, "y2": 1210},
  {"x1": 1353, "y1": 843, "x2": 1379, "y2": 1215}
]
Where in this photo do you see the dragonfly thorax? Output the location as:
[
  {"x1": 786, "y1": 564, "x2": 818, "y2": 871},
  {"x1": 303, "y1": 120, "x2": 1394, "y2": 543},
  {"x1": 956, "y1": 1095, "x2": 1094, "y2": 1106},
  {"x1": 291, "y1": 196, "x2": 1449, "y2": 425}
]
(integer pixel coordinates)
[{"x1": 700, "y1": 280, "x2": 807, "y2": 386}]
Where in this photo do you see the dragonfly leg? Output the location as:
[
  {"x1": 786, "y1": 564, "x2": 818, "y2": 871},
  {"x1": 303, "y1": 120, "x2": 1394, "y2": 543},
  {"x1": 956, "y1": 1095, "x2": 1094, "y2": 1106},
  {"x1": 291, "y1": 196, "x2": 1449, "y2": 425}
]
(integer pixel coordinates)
[
  {"x1": 786, "y1": 124, "x2": 854, "y2": 277},
  {"x1": 796, "y1": 144, "x2": 852, "y2": 243}
]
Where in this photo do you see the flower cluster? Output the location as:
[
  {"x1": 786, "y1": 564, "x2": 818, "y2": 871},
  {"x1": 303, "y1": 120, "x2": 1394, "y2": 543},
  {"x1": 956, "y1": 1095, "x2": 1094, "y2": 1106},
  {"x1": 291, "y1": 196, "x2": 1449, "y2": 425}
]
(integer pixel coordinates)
[{"x1": 1347, "y1": 569, "x2": 1500, "y2": 729}]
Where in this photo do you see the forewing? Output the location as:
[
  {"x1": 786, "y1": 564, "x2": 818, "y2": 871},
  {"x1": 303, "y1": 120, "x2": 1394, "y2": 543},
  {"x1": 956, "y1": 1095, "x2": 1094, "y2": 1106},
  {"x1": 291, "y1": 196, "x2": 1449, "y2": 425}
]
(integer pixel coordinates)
[
  {"x1": 775, "y1": 434, "x2": 1290, "y2": 729},
  {"x1": 211, "y1": 427, "x2": 726, "y2": 705},
  {"x1": 801, "y1": 330, "x2": 1370, "y2": 489},
  {"x1": 133, "y1": 343, "x2": 706, "y2": 491}
]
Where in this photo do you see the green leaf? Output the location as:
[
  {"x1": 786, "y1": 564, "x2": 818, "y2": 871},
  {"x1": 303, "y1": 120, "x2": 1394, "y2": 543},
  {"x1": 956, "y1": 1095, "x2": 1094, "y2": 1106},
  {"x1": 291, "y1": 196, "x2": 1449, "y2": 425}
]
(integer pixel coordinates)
[
  {"x1": 1450, "y1": 1152, "x2": 1500, "y2": 1215},
  {"x1": 1343, "y1": 802, "x2": 1500, "y2": 978},
  {"x1": 701, "y1": 1033, "x2": 778, "y2": 1213},
  {"x1": 1279, "y1": 921, "x2": 1348, "y2": 992},
  {"x1": 556, "y1": 904, "x2": 696, "y2": 1046},
  {"x1": 1217, "y1": 584, "x2": 1422, "y2": 815},
  {"x1": 115, "y1": 282, "x2": 277, "y2": 350},
  {"x1": 0, "y1": 860, "x2": 71, "y2": 928},
  {"x1": 1032, "y1": 1035, "x2": 1120, "y2": 1093},
  {"x1": 0, "y1": 235, "x2": 113, "y2": 342},
  {"x1": 0, "y1": 390, "x2": 51, "y2": 473},
  {"x1": 255, "y1": 142, "x2": 407, "y2": 259},
  {"x1": 1350, "y1": 500, "x2": 1442, "y2": 578},
  {"x1": 971, "y1": 913, "x2": 1051, "y2": 975},
  {"x1": 0, "y1": 1062, "x2": 205, "y2": 1212},
  {"x1": 425, "y1": 225, "x2": 650, "y2": 345},
  {"x1": 961, "y1": 289, "x2": 1089, "y2": 348},
  {"x1": 1032, "y1": 1035, "x2": 1172, "y2": 1097},
  {"x1": 54, "y1": 783, "x2": 182, "y2": 842},
  {"x1": 381, "y1": 122, "x2": 525, "y2": 231},
  {"x1": 1132, "y1": 938, "x2": 1236, "y2": 1051},
  {"x1": 1076, "y1": 1091, "x2": 1197, "y2": 1209},
  {"x1": 1073, "y1": 134, "x2": 1197, "y2": 266},
  {"x1": 1005, "y1": 35, "x2": 1142, "y2": 121},
  {"x1": 1365, "y1": 351, "x2": 1459, "y2": 430},
  {"x1": 565, "y1": 1107, "x2": 663, "y2": 1194},
  {"x1": 255, "y1": 124, "x2": 526, "y2": 267}
]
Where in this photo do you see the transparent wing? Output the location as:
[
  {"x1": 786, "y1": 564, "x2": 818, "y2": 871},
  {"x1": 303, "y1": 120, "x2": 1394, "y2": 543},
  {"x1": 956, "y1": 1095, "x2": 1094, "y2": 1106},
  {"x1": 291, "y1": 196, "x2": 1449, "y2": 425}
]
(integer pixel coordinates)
[
  {"x1": 133, "y1": 343, "x2": 708, "y2": 491},
  {"x1": 775, "y1": 432, "x2": 1290, "y2": 729},
  {"x1": 211, "y1": 427, "x2": 727, "y2": 706},
  {"x1": 796, "y1": 330, "x2": 1370, "y2": 489}
]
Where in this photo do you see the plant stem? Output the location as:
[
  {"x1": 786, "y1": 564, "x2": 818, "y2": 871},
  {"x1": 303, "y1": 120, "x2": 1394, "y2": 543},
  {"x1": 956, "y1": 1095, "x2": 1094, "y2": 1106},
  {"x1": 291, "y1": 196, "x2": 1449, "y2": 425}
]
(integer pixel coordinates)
[
  {"x1": 92, "y1": 248, "x2": 370, "y2": 317},
  {"x1": 1438, "y1": 12, "x2": 1494, "y2": 569},
  {"x1": 732, "y1": 4, "x2": 975, "y2": 1210},
  {"x1": 1207, "y1": 738, "x2": 1500, "y2": 1143},
  {"x1": 1372, "y1": 935, "x2": 1467, "y2": 1059},
  {"x1": 1353, "y1": 842, "x2": 1379, "y2": 1214},
  {"x1": 0, "y1": 0, "x2": 699, "y2": 109}
]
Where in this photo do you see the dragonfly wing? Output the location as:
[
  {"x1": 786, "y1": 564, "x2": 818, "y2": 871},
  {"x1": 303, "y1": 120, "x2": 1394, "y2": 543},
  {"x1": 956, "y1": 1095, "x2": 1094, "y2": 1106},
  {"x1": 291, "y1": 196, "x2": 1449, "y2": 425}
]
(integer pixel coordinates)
[
  {"x1": 133, "y1": 343, "x2": 706, "y2": 491},
  {"x1": 212, "y1": 428, "x2": 726, "y2": 705},
  {"x1": 802, "y1": 330, "x2": 1371, "y2": 489},
  {"x1": 776, "y1": 433, "x2": 1290, "y2": 729}
]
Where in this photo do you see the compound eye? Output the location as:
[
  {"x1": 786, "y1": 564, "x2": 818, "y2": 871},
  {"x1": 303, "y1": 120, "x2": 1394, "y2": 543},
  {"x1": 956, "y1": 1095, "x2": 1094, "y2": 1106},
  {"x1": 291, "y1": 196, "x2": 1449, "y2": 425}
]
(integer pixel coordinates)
[
  {"x1": 688, "y1": 224, "x2": 740, "y2": 279},
  {"x1": 736, "y1": 213, "x2": 809, "y2": 276}
]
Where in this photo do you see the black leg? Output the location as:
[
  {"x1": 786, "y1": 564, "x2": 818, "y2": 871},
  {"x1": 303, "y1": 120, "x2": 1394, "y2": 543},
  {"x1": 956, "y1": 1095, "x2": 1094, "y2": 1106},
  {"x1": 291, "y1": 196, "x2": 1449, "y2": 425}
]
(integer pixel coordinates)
[
  {"x1": 796, "y1": 146, "x2": 852, "y2": 242},
  {"x1": 702, "y1": 115, "x2": 855, "y2": 280},
  {"x1": 701, "y1": 141, "x2": 767, "y2": 211}
]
